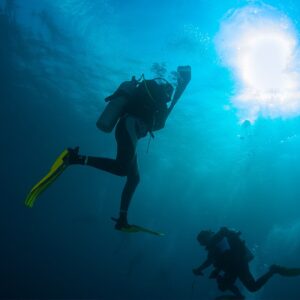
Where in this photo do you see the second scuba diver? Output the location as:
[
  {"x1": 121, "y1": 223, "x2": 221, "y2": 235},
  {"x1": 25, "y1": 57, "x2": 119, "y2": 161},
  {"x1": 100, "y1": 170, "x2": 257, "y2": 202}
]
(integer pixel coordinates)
[{"x1": 193, "y1": 227, "x2": 300, "y2": 299}]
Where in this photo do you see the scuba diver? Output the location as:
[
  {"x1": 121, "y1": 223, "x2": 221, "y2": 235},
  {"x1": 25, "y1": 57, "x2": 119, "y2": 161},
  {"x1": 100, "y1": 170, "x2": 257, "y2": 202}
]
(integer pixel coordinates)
[
  {"x1": 193, "y1": 227, "x2": 300, "y2": 300},
  {"x1": 25, "y1": 66, "x2": 191, "y2": 232}
]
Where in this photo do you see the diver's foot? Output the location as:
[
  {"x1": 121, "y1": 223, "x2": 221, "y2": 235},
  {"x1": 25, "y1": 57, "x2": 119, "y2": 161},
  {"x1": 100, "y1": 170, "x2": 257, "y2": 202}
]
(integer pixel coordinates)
[
  {"x1": 269, "y1": 264, "x2": 285, "y2": 275},
  {"x1": 114, "y1": 217, "x2": 130, "y2": 231},
  {"x1": 63, "y1": 147, "x2": 81, "y2": 165},
  {"x1": 115, "y1": 222, "x2": 131, "y2": 231}
]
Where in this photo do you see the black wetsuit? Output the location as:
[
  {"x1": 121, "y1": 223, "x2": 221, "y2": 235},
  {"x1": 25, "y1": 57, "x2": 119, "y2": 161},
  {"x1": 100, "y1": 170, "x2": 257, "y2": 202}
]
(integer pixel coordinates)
[
  {"x1": 199, "y1": 229, "x2": 275, "y2": 298},
  {"x1": 216, "y1": 259, "x2": 274, "y2": 295},
  {"x1": 70, "y1": 80, "x2": 169, "y2": 225},
  {"x1": 86, "y1": 115, "x2": 143, "y2": 214}
]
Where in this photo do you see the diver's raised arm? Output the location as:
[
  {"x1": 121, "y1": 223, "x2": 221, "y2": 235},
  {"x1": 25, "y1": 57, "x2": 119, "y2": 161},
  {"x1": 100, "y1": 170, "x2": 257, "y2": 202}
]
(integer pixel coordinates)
[
  {"x1": 193, "y1": 256, "x2": 213, "y2": 276},
  {"x1": 168, "y1": 65, "x2": 191, "y2": 115}
]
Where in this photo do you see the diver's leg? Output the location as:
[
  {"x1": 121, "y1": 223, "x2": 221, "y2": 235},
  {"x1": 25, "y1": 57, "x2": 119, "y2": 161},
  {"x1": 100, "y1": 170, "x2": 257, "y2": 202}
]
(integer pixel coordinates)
[
  {"x1": 116, "y1": 155, "x2": 140, "y2": 229},
  {"x1": 217, "y1": 272, "x2": 244, "y2": 299},
  {"x1": 66, "y1": 116, "x2": 141, "y2": 229},
  {"x1": 68, "y1": 152, "x2": 126, "y2": 175},
  {"x1": 86, "y1": 117, "x2": 136, "y2": 175},
  {"x1": 67, "y1": 117, "x2": 136, "y2": 176},
  {"x1": 270, "y1": 265, "x2": 300, "y2": 277},
  {"x1": 228, "y1": 285, "x2": 244, "y2": 299},
  {"x1": 114, "y1": 116, "x2": 141, "y2": 228},
  {"x1": 85, "y1": 156, "x2": 128, "y2": 176},
  {"x1": 239, "y1": 263, "x2": 275, "y2": 292}
]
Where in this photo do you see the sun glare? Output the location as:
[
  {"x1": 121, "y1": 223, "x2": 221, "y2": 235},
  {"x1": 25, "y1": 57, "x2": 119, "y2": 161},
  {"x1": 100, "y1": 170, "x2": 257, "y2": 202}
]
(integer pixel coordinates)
[{"x1": 216, "y1": 5, "x2": 300, "y2": 122}]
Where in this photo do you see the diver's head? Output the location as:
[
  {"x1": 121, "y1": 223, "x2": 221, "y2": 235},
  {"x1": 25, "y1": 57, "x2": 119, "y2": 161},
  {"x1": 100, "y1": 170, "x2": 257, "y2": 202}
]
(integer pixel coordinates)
[{"x1": 197, "y1": 230, "x2": 214, "y2": 246}]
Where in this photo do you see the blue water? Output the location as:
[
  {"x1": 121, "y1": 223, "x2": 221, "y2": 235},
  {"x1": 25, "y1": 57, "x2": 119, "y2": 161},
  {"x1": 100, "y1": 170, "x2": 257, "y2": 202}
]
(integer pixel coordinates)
[{"x1": 2, "y1": 0, "x2": 300, "y2": 299}]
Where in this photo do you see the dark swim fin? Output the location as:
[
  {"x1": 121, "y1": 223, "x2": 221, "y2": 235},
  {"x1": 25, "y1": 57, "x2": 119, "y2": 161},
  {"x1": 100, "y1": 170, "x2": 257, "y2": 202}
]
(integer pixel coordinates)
[
  {"x1": 277, "y1": 267, "x2": 300, "y2": 277},
  {"x1": 111, "y1": 217, "x2": 165, "y2": 237},
  {"x1": 25, "y1": 149, "x2": 69, "y2": 207}
]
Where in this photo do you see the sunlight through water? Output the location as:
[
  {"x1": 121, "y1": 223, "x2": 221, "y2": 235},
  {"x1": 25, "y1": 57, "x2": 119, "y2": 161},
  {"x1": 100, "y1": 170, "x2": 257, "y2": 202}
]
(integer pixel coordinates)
[{"x1": 215, "y1": 5, "x2": 300, "y2": 123}]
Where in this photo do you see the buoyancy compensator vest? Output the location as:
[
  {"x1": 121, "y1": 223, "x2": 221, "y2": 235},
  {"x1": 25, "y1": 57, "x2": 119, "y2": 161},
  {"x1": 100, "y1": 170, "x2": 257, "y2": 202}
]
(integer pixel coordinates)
[{"x1": 97, "y1": 76, "x2": 174, "y2": 133}]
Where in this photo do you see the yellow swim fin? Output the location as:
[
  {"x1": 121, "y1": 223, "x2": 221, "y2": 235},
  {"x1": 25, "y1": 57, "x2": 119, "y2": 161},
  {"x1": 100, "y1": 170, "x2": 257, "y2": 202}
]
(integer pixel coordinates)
[{"x1": 25, "y1": 149, "x2": 69, "y2": 208}]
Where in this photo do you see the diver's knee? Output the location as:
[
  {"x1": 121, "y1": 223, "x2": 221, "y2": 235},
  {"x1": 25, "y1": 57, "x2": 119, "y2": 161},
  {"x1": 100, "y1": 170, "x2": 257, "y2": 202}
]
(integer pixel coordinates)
[
  {"x1": 117, "y1": 164, "x2": 130, "y2": 176},
  {"x1": 118, "y1": 169, "x2": 128, "y2": 176},
  {"x1": 130, "y1": 172, "x2": 140, "y2": 185}
]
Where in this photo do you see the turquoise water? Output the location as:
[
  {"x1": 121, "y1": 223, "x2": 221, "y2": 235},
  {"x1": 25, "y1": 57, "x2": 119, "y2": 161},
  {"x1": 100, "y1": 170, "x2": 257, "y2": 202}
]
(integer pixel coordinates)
[{"x1": 1, "y1": 0, "x2": 300, "y2": 299}]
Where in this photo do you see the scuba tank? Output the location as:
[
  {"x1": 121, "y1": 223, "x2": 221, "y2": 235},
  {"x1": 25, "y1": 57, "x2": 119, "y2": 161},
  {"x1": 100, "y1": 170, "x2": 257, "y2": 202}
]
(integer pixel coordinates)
[
  {"x1": 97, "y1": 96, "x2": 128, "y2": 133},
  {"x1": 97, "y1": 75, "x2": 174, "y2": 133},
  {"x1": 216, "y1": 237, "x2": 231, "y2": 254},
  {"x1": 97, "y1": 77, "x2": 139, "y2": 133}
]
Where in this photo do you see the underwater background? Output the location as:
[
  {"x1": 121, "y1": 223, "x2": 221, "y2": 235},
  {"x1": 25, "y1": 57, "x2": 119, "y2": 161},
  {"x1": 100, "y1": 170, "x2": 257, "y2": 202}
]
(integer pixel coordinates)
[{"x1": 2, "y1": 0, "x2": 300, "y2": 299}]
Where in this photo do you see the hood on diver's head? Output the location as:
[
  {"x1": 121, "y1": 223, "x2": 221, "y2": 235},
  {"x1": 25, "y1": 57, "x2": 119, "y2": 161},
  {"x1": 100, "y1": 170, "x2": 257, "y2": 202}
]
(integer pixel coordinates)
[{"x1": 197, "y1": 230, "x2": 215, "y2": 246}]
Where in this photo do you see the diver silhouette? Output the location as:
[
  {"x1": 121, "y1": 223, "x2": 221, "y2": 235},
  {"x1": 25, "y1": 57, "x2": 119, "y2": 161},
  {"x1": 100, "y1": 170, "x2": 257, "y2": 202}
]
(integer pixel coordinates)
[
  {"x1": 25, "y1": 66, "x2": 191, "y2": 232},
  {"x1": 193, "y1": 227, "x2": 300, "y2": 299}
]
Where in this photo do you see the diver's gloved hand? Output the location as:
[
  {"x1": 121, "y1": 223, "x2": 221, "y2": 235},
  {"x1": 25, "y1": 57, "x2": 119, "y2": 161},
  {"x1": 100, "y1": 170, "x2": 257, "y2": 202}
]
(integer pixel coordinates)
[
  {"x1": 193, "y1": 268, "x2": 204, "y2": 276},
  {"x1": 177, "y1": 66, "x2": 191, "y2": 86}
]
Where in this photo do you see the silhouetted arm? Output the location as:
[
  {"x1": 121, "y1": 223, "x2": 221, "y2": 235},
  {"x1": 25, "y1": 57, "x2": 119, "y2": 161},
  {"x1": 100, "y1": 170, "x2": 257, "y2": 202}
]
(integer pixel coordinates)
[
  {"x1": 168, "y1": 66, "x2": 191, "y2": 115},
  {"x1": 193, "y1": 256, "x2": 213, "y2": 276}
]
